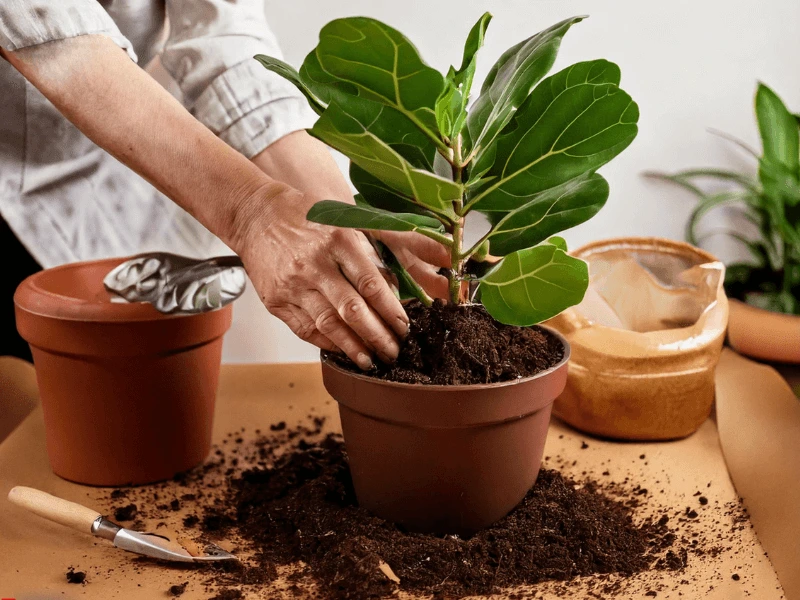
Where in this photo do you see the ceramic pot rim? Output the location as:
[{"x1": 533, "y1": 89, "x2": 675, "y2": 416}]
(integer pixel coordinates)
[
  {"x1": 320, "y1": 325, "x2": 570, "y2": 392},
  {"x1": 572, "y1": 236, "x2": 721, "y2": 265}
]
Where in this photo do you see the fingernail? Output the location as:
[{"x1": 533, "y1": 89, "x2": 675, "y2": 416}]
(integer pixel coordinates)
[
  {"x1": 378, "y1": 341, "x2": 400, "y2": 364},
  {"x1": 396, "y1": 315, "x2": 410, "y2": 336},
  {"x1": 356, "y1": 353, "x2": 373, "y2": 370}
]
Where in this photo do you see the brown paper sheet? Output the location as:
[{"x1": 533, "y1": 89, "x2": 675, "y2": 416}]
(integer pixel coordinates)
[
  {"x1": 0, "y1": 363, "x2": 786, "y2": 599},
  {"x1": 716, "y1": 349, "x2": 800, "y2": 600}
]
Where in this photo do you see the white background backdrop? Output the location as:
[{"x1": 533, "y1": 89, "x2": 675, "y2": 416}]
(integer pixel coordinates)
[{"x1": 221, "y1": 0, "x2": 800, "y2": 363}]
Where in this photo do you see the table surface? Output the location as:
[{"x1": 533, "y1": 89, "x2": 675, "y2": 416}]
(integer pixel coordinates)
[{"x1": 0, "y1": 361, "x2": 786, "y2": 600}]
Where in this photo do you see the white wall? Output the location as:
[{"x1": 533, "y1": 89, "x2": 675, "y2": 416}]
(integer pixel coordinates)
[{"x1": 222, "y1": 0, "x2": 800, "y2": 362}]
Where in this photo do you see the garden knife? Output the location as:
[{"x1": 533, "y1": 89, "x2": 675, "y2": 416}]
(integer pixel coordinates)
[{"x1": 7, "y1": 486, "x2": 236, "y2": 563}]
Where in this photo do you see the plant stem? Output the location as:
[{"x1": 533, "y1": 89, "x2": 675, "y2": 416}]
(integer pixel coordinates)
[
  {"x1": 449, "y1": 134, "x2": 465, "y2": 304},
  {"x1": 449, "y1": 218, "x2": 464, "y2": 303}
]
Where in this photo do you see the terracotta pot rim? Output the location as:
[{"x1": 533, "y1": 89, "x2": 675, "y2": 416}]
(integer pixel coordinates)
[
  {"x1": 14, "y1": 257, "x2": 220, "y2": 323},
  {"x1": 321, "y1": 325, "x2": 570, "y2": 391},
  {"x1": 572, "y1": 236, "x2": 722, "y2": 264}
]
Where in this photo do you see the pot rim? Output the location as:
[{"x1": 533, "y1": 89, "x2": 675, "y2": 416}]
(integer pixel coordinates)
[
  {"x1": 571, "y1": 236, "x2": 722, "y2": 264},
  {"x1": 321, "y1": 324, "x2": 570, "y2": 391},
  {"x1": 14, "y1": 256, "x2": 226, "y2": 323}
]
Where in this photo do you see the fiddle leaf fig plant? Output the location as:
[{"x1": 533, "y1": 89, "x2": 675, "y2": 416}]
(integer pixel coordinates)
[
  {"x1": 648, "y1": 83, "x2": 800, "y2": 315},
  {"x1": 256, "y1": 13, "x2": 639, "y2": 325}
]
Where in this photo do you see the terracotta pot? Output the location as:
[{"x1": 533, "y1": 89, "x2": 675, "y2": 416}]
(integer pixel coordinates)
[
  {"x1": 547, "y1": 237, "x2": 729, "y2": 441},
  {"x1": 727, "y1": 299, "x2": 800, "y2": 364},
  {"x1": 14, "y1": 257, "x2": 232, "y2": 486},
  {"x1": 320, "y1": 328, "x2": 569, "y2": 535}
]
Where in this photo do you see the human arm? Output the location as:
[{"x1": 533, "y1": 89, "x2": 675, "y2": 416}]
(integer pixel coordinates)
[{"x1": 0, "y1": 34, "x2": 407, "y2": 367}]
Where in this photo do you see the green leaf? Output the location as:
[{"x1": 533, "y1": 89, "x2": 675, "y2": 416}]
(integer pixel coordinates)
[
  {"x1": 479, "y1": 243, "x2": 589, "y2": 326},
  {"x1": 755, "y1": 83, "x2": 800, "y2": 172},
  {"x1": 306, "y1": 200, "x2": 449, "y2": 245},
  {"x1": 310, "y1": 99, "x2": 460, "y2": 219},
  {"x1": 301, "y1": 17, "x2": 444, "y2": 143},
  {"x1": 372, "y1": 240, "x2": 433, "y2": 306},
  {"x1": 436, "y1": 12, "x2": 492, "y2": 140},
  {"x1": 468, "y1": 61, "x2": 637, "y2": 212},
  {"x1": 684, "y1": 190, "x2": 754, "y2": 246},
  {"x1": 486, "y1": 173, "x2": 609, "y2": 255},
  {"x1": 350, "y1": 164, "x2": 432, "y2": 216},
  {"x1": 545, "y1": 236, "x2": 567, "y2": 251},
  {"x1": 457, "y1": 12, "x2": 492, "y2": 79},
  {"x1": 466, "y1": 16, "x2": 585, "y2": 156},
  {"x1": 644, "y1": 169, "x2": 760, "y2": 195},
  {"x1": 254, "y1": 55, "x2": 326, "y2": 115}
]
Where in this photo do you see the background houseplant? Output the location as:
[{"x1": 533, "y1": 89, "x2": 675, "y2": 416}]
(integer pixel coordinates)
[
  {"x1": 256, "y1": 13, "x2": 639, "y2": 532},
  {"x1": 649, "y1": 83, "x2": 800, "y2": 362}
]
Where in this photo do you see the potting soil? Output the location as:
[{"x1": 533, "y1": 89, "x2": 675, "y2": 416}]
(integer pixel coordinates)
[
  {"x1": 326, "y1": 300, "x2": 564, "y2": 385},
  {"x1": 73, "y1": 419, "x2": 757, "y2": 599}
]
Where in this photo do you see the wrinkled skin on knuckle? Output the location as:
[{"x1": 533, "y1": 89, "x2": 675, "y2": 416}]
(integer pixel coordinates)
[
  {"x1": 340, "y1": 295, "x2": 368, "y2": 323},
  {"x1": 355, "y1": 272, "x2": 384, "y2": 299},
  {"x1": 314, "y1": 309, "x2": 341, "y2": 336}
]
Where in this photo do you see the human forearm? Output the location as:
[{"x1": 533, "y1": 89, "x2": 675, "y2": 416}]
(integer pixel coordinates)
[{"x1": 2, "y1": 34, "x2": 278, "y2": 252}]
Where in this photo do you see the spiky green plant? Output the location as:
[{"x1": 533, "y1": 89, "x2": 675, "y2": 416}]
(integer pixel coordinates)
[
  {"x1": 648, "y1": 83, "x2": 800, "y2": 315},
  {"x1": 256, "y1": 14, "x2": 639, "y2": 325}
]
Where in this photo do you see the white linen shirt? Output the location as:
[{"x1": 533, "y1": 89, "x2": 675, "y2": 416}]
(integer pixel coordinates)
[{"x1": 0, "y1": 0, "x2": 315, "y2": 267}]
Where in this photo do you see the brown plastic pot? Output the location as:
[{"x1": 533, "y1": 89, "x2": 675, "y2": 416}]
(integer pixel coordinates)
[
  {"x1": 320, "y1": 327, "x2": 570, "y2": 535},
  {"x1": 14, "y1": 257, "x2": 232, "y2": 486}
]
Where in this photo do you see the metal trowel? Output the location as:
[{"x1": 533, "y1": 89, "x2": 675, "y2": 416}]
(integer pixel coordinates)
[{"x1": 8, "y1": 486, "x2": 237, "y2": 563}]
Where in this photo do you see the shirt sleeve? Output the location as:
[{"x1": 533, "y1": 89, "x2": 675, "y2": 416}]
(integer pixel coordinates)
[
  {"x1": 0, "y1": 0, "x2": 137, "y2": 61},
  {"x1": 161, "y1": 0, "x2": 316, "y2": 159}
]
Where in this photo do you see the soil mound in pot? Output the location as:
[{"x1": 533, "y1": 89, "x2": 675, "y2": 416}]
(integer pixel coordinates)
[{"x1": 327, "y1": 300, "x2": 564, "y2": 385}]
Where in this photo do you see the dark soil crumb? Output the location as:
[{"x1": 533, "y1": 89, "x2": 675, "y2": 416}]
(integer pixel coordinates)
[
  {"x1": 183, "y1": 514, "x2": 200, "y2": 527},
  {"x1": 269, "y1": 421, "x2": 286, "y2": 431},
  {"x1": 732, "y1": 573, "x2": 740, "y2": 581},
  {"x1": 168, "y1": 581, "x2": 187, "y2": 596},
  {"x1": 325, "y1": 300, "x2": 564, "y2": 385},
  {"x1": 113, "y1": 503, "x2": 137, "y2": 521},
  {"x1": 699, "y1": 496, "x2": 709, "y2": 505},
  {"x1": 581, "y1": 441, "x2": 589, "y2": 449},
  {"x1": 66, "y1": 568, "x2": 86, "y2": 584}
]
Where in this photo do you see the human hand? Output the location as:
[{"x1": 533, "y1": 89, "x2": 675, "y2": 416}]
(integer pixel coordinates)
[
  {"x1": 236, "y1": 185, "x2": 410, "y2": 370},
  {"x1": 373, "y1": 230, "x2": 451, "y2": 300}
]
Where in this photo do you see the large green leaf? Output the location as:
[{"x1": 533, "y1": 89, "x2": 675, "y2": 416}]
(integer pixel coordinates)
[
  {"x1": 468, "y1": 61, "x2": 637, "y2": 212},
  {"x1": 436, "y1": 12, "x2": 492, "y2": 140},
  {"x1": 306, "y1": 200, "x2": 449, "y2": 245},
  {"x1": 254, "y1": 55, "x2": 326, "y2": 115},
  {"x1": 350, "y1": 164, "x2": 433, "y2": 216},
  {"x1": 487, "y1": 173, "x2": 609, "y2": 255},
  {"x1": 479, "y1": 241, "x2": 588, "y2": 326},
  {"x1": 465, "y1": 16, "x2": 585, "y2": 156},
  {"x1": 301, "y1": 17, "x2": 444, "y2": 141},
  {"x1": 755, "y1": 83, "x2": 800, "y2": 173},
  {"x1": 310, "y1": 99, "x2": 460, "y2": 218}
]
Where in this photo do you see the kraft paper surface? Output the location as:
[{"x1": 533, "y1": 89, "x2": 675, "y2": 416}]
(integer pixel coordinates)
[{"x1": 0, "y1": 362, "x2": 790, "y2": 599}]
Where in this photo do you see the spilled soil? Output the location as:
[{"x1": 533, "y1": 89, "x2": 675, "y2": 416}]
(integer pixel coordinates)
[
  {"x1": 57, "y1": 419, "x2": 755, "y2": 599},
  {"x1": 325, "y1": 300, "x2": 564, "y2": 385}
]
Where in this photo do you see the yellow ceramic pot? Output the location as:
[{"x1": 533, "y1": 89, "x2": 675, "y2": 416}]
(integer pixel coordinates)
[
  {"x1": 547, "y1": 237, "x2": 729, "y2": 441},
  {"x1": 727, "y1": 299, "x2": 800, "y2": 364}
]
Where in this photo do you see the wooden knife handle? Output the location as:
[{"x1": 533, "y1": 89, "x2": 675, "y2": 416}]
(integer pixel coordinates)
[{"x1": 7, "y1": 486, "x2": 102, "y2": 534}]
